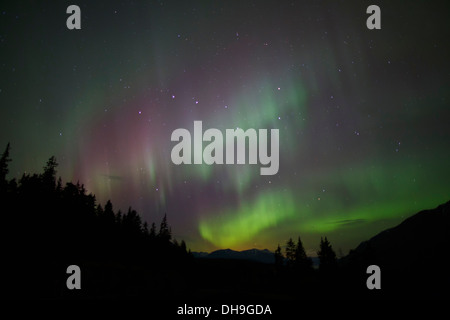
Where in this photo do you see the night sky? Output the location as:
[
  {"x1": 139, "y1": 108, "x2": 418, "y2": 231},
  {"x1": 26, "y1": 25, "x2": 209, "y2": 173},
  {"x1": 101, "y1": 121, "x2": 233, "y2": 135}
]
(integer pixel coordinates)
[{"x1": 1, "y1": 1, "x2": 449, "y2": 254}]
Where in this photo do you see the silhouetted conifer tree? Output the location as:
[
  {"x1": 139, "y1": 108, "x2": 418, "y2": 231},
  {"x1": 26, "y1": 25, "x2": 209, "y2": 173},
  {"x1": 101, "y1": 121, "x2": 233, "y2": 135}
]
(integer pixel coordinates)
[
  {"x1": 286, "y1": 238, "x2": 296, "y2": 267},
  {"x1": 150, "y1": 222, "x2": 156, "y2": 238},
  {"x1": 0, "y1": 143, "x2": 11, "y2": 186},
  {"x1": 56, "y1": 177, "x2": 63, "y2": 193},
  {"x1": 143, "y1": 222, "x2": 149, "y2": 236},
  {"x1": 104, "y1": 200, "x2": 115, "y2": 225},
  {"x1": 317, "y1": 237, "x2": 337, "y2": 273},
  {"x1": 180, "y1": 240, "x2": 187, "y2": 254},
  {"x1": 41, "y1": 156, "x2": 57, "y2": 191},
  {"x1": 274, "y1": 244, "x2": 284, "y2": 268},
  {"x1": 294, "y1": 236, "x2": 313, "y2": 273},
  {"x1": 158, "y1": 213, "x2": 171, "y2": 241},
  {"x1": 96, "y1": 204, "x2": 104, "y2": 216},
  {"x1": 116, "y1": 209, "x2": 123, "y2": 224},
  {"x1": 124, "y1": 207, "x2": 142, "y2": 236}
]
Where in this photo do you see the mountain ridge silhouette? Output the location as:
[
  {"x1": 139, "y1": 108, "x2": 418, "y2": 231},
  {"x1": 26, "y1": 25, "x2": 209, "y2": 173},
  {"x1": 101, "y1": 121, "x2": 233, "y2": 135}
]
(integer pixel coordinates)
[
  {"x1": 341, "y1": 200, "x2": 450, "y2": 269},
  {"x1": 192, "y1": 248, "x2": 276, "y2": 264},
  {"x1": 338, "y1": 200, "x2": 450, "y2": 299},
  {"x1": 194, "y1": 200, "x2": 450, "y2": 280}
]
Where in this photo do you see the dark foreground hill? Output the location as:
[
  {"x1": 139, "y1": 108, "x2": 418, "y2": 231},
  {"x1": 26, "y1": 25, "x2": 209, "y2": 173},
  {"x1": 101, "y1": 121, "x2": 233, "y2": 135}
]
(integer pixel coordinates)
[{"x1": 340, "y1": 200, "x2": 450, "y2": 299}]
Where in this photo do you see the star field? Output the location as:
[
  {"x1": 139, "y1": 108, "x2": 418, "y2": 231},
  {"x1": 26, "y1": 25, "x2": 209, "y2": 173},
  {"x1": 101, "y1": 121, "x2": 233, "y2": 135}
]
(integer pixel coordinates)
[{"x1": 1, "y1": 1, "x2": 449, "y2": 253}]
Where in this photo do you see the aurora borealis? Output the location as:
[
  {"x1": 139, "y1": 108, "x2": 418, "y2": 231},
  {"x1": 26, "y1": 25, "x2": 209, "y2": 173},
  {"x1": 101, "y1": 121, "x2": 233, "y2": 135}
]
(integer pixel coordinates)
[{"x1": 1, "y1": 1, "x2": 449, "y2": 254}]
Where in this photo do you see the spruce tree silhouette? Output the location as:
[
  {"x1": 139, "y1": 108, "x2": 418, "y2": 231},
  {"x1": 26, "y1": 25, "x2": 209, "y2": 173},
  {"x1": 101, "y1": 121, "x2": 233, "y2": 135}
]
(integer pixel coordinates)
[
  {"x1": 150, "y1": 222, "x2": 157, "y2": 238},
  {"x1": 285, "y1": 238, "x2": 296, "y2": 267},
  {"x1": 180, "y1": 240, "x2": 187, "y2": 254},
  {"x1": 0, "y1": 142, "x2": 11, "y2": 189},
  {"x1": 123, "y1": 207, "x2": 142, "y2": 236},
  {"x1": 0, "y1": 143, "x2": 13, "y2": 234},
  {"x1": 42, "y1": 156, "x2": 58, "y2": 191},
  {"x1": 158, "y1": 213, "x2": 171, "y2": 242},
  {"x1": 104, "y1": 200, "x2": 115, "y2": 223},
  {"x1": 317, "y1": 237, "x2": 337, "y2": 274},
  {"x1": 143, "y1": 222, "x2": 149, "y2": 236},
  {"x1": 294, "y1": 236, "x2": 313, "y2": 274},
  {"x1": 274, "y1": 244, "x2": 284, "y2": 270},
  {"x1": 116, "y1": 209, "x2": 123, "y2": 225}
]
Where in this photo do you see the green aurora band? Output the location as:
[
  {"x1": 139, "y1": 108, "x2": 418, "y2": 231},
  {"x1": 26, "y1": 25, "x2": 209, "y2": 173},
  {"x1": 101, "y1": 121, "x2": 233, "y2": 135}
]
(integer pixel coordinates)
[
  {"x1": 198, "y1": 156, "x2": 450, "y2": 249},
  {"x1": 3, "y1": 1, "x2": 449, "y2": 253}
]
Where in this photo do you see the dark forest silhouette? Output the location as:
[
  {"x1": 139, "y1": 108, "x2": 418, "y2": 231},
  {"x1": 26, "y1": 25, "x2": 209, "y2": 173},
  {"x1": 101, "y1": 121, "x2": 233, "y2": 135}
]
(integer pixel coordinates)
[
  {"x1": 1, "y1": 143, "x2": 191, "y2": 298},
  {"x1": 1, "y1": 143, "x2": 449, "y2": 299}
]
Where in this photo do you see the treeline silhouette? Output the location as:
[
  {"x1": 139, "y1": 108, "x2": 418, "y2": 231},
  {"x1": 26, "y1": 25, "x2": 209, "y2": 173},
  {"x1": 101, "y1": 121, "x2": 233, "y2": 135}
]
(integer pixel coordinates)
[
  {"x1": 274, "y1": 236, "x2": 337, "y2": 274},
  {"x1": 3, "y1": 142, "x2": 444, "y2": 300},
  {"x1": 268, "y1": 236, "x2": 346, "y2": 299},
  {"x1": 0, "y1": 143, "x2": 358, "y2": 299},
  {"x1": 1, "y1": 143, "x2": 191, "y2": 298}
]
